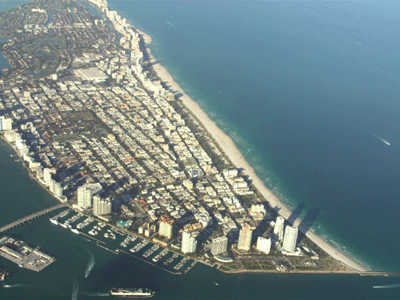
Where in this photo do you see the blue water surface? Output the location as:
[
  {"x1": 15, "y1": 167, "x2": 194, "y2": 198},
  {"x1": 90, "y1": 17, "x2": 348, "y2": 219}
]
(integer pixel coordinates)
[{"x1": 108, "y1": 0, "x2": 400, "y2": 272}]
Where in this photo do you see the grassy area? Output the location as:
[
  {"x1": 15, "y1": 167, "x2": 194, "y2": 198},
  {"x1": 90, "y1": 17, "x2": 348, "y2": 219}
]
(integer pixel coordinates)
[
  {"x1": 70, "y1": 111, "x2": 97, "y2": 122},
  {"x1": 19, "y1": 37, "x2": 67, "y2": 75},
  {"x1": 54, "y1": 134, "x2": 78, "y2": 142}
]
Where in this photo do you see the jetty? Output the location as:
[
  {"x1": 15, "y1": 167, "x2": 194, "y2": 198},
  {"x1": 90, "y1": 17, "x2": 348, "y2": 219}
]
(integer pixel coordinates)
[{"x1": 0, "y1": 204, "x2": 66, "y2": 233}]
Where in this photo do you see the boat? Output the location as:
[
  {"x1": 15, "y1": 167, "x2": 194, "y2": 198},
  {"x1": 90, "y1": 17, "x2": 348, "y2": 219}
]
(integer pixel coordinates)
[
  {"x1": 50, "y1": 218, "x2": 58, "y2": 225},
  {"x1": 71, "y1": 228, "x2": 80, "y2": 234},
  {"x1": 3, "y1": 284, "x2": 11, "y2": 288},
  {"x1": 60, "y1": 222, "x2": 68, "y2": 228},
  {"x1": 0, "y1": 269, "x2": 9, "y2": 281},
  {"x1": 109, "y1": 288, "x2": 155, "y2": 298}
]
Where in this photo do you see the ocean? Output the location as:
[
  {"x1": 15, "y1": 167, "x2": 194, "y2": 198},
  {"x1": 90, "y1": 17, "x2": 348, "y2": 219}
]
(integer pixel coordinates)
[
  {"x1": 1, "y1": 1, "x2": 400, "y2": 299},
  {"x1": 107, "y1": 0, "x2": 400, "y2": 272}
]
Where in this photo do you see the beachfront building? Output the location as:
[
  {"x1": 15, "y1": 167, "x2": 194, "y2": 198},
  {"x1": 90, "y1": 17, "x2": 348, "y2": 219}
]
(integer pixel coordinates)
[
  {"x1": 274, "y1": 216, "x2": 285, "y2": 241},
  {"x1": 237, "y1": 224, "x2": 253, "y2": 251},
  {"x1": 93, "y1": 195, "x2": 112, "y2": 216},
  {"x1": 256, "y1": 237, "x2": 272, "y2": 254},
  {"x1": 159, "y1": 216, "x2": 174, "y2": 240},
  {"x1": 282, "y1": 225, "x2": 298, "y2": 253},
  {"x1": 181, "y1": 230, "x2": 197, "y2": 254},
  {"x1": 53, "y1": 182, "x2": 63, "y2": 199},
  {"x1": 43, "y1": 168, "x2": 52, "y2": 187},
  {"x1": 0, "y1": 116, "x2": 12, "y2": 131},
  {"x1": 48, "y1": 179, "x2": 63, "y2": 199},
  {"x1": 77, "y1": 185, "x2": 93, "y2": 209},
  {"x1": 211, "y1": 236, "x2": 228, "y2": 255}
]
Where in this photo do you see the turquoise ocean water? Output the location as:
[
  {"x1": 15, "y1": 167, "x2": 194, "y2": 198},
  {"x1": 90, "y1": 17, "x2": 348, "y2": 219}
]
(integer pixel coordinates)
[
  {"x1": 1, "y1": 1, "x2": 400, "y2": 299},
  {"x1": 107, "y1": 0, "x2": 400, "y2": 272}
]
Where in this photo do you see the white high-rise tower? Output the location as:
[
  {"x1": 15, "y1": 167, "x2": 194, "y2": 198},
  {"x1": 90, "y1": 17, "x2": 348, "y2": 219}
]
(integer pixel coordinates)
[
  {"x1": 93, "y1": 195, "x2": 111, "y2": 216},
  {"x1": 43, "y1": 168, "x2": 52, "y2": 187},
  {"x1": 77, "y1": 186, "x2": 93, "y2": 209},
  {"x1": 211, "y1": 236, "x2": 228, "y2": 255},
  {"x1": 274, "y1": 216, "x2": 285, "y2": 241},
  {"x1": 181, "y1": 230, "x2": 197, "y2": 254},
  {"x1": 282, "y1": 225, "x2": 298, "y2": 253},
  {"x1": 0, "y1": 116, "x2": 12, "y2": 131}
]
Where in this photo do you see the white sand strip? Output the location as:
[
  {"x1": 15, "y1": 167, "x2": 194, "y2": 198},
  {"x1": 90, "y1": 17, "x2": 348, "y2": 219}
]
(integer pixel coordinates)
[{"x1": 138, "y1": 30, "x2": 367, "y2": 273}]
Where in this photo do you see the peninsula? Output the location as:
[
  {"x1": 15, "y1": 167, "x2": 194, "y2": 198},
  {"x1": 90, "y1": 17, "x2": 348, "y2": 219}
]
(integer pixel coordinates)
[{"x1": 0, "y1": 0, "x2": 369, "y2": 275}]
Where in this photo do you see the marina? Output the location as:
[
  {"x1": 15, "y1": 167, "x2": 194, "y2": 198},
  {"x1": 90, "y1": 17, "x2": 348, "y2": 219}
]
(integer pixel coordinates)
[{"x1": 47, "y1": 209, "x2": 197, "y2": 275}]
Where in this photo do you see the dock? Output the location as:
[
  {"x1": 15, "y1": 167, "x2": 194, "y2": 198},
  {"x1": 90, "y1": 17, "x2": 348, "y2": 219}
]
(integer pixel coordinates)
[{"x1": 0, "y1": 236, "x2": 56, "y2": 272}]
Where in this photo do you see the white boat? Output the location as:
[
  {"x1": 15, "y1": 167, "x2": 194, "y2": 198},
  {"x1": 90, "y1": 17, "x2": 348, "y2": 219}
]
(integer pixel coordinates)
[
  {"x1": 60, "y1": 223, "x2": 68, "y2": 228},
  {"x1": 71, "y1": 228, "x2": 80, "y2": 234},
  {"x1": 3, "y1": 284, "x2": 11, "y2": 288},
  {"x1": 50, "y1": 218, "x2": 58, "y2": 225}
]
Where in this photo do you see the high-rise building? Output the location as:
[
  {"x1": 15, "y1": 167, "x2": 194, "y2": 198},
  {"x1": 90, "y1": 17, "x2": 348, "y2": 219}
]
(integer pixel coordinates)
[
  {"x1": 237, "y1": 223, "x2": 253, "y2": 251},
  {"x1": 282, "y1": 225, "x2": 298, "y2": 253},
  {"x1": 181, "y1": 230, "x2": 197, "y2": 254},
  {"x1": 77, "y1": 186, "x2": 93, "y2": 209},
  {"x1": 48, "y1": 178, "x2": 56, "y2": 194},
  {"x1": 256, "y1": 237, "x2": 271, "y2": 254},
  {"x1": 54, "y1": 182, "x2": 63, "y2": 198},
  {"x1": 93, "y1": 195, "x2": 111, "y2": 216},
  {"x1": 211, "y1": 236, "x2": 228, "y2": 255},
  {"x1": 274, "y1": 216, "x2": 285, "y2": 241},
  {"x1": 43, "y1": 168, "x2": 52, "y2": 187},
  {"x1": 159, "y1": 216, "x2": 174, "y2": 240},
  {"x1": 0, "y1": 116, "x2": 12, "y2": 131}
]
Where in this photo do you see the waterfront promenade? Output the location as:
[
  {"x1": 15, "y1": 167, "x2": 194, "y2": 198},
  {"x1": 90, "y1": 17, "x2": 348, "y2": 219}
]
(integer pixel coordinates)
[{"x1": 0, "y1": 203, "x2": 66, "y2": 233}]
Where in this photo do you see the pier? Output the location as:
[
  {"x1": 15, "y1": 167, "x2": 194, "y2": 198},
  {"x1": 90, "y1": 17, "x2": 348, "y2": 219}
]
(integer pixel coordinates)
[{"x1": 0, "y1": 204, "x2": 66, "y2": 233}]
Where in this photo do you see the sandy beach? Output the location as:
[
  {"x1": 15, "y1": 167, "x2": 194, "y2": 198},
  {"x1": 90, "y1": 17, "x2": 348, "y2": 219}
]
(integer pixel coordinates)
[{"x1": 137, "y1": 30, "x2": 369, "y2": 272}]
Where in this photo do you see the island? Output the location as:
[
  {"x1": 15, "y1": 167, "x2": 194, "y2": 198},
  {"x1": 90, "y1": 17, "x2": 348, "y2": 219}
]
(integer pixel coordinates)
[{"x1": 0, "y1": 0, "x2": 375, "y2": 275}]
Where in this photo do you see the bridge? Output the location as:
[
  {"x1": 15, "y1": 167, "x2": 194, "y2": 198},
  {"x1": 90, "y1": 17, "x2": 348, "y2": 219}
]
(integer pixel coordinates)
[{"x1": 0, "y1": 203, "x2": 67, "y2": 233}]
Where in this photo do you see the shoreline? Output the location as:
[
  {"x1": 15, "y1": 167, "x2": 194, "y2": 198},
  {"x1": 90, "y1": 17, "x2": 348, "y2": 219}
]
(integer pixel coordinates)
[
  {"x1": 0, "y1": 134, "x2": 67, "y2": 205},
  {"x1": 0, "y1": 0, "x2": 367, "y2": 273},
  {"x1": 135, "y1": 27, "x2": 368, "y2": 272}
]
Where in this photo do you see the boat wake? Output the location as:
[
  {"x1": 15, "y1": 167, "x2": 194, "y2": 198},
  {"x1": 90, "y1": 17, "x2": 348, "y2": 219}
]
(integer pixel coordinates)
[
  {"x1": 72, "y1": 275, "x2": 79, "y2": 300},
  {"x1": 166, "y1": 21, "x2": 176, "y2": 28},
  {"x1": 3, "y1": 284, "x2": 28, "y2": 288},
  {"x1": 85, "y1": 250, "x2": 95, "y2": 278},
  {"x1": 81, "y1": 291, "x2": 109, "y2": 297},
  {"x1": 372, "y1": 133, "x2": 390, "y2": 146},
  {"x1": 373, "y1": 284, "x2": 400, "y2": 289}
]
